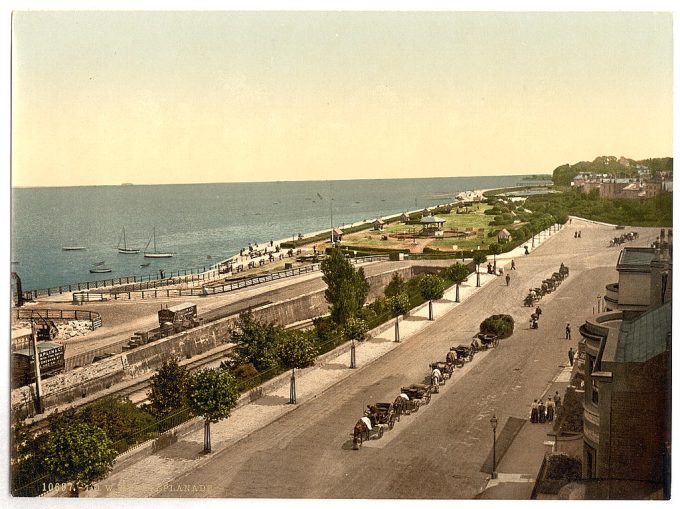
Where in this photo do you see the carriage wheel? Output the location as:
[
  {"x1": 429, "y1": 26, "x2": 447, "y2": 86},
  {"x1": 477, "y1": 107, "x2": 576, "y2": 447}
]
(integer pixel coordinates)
[
  {"x1": 492, "y1": 337, "x2": 499, "y2": 348},
  {"x1": 377, "y1": 426, "x2": 384, "y2": 439},
  {"x1": 388, "y1": 415, "x2": 396, "y2": 430},
  {"x1": 413, "y1": 401, "x2": 420, "y2": 412}
]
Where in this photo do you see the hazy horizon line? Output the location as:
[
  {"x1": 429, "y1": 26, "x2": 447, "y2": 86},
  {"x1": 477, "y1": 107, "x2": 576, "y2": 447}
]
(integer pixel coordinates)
[{"x1": 11, "y1": 172, "x2": 556, "y2": 190}]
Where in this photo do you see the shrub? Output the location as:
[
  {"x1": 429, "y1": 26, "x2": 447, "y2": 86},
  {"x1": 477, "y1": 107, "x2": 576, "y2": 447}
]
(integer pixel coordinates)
[
  {"x1": 480, "y1": 314, "x2": 515, "y2": 339},
  {"x1": 232, "y1": 363, "x2": 259, "y2": 380},
  {"x1": 545, "y1": 453, "x2": 582, "y2": 481}
]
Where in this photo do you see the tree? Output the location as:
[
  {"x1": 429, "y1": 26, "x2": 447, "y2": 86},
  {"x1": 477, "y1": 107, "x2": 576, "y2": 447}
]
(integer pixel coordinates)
[
  {"x1": 321, "y1": 248, "x2": 370, "y2": 325},
  {"x1": 277, "y1": 330, "x2": 319, "y2": 370},
  {"x1": 230, "y1": 311, "x2": 282, "y2": 373},
  {"x1": 43, "y1": 422, "x2": 117, "y2": 497},
  {"x1": 186, "y1": 368, "x2": 240, "y2": 453},
  {"x1": 445, "y1": 263, "x2": 469, "y2": 303},
  {"x1": 384, "y1": 272, "x2": 405, "y2": 298},
  {"x1": 488, "y1": 243, "x2": 501, "y2": 270},
  {"x1": 387, "y1": 292, "x2": 410, "y2": 342},
  {"x1": 148, "y1": 357, "x2": 189, "y2": 417},
  {"x1": 419, "y1": 275, "x2": 445, "y2": 321},
  {"x1": 344, "y1": 315, "x2": 369, "y2": 342},
  {"x1": 472, "y1": 251, "x2": 487, "y2": 287}
]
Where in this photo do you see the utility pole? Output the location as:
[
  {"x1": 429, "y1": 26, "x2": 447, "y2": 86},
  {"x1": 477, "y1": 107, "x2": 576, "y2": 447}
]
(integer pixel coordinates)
[{"x1": 30, "y1": 319, "x2": 44, "y2": 414}]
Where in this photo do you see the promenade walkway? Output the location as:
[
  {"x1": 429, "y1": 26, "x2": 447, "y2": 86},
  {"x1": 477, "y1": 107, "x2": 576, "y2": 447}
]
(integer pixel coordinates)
[{"x1": 73, "y1": 224, "x2": 563, "y2": 498}]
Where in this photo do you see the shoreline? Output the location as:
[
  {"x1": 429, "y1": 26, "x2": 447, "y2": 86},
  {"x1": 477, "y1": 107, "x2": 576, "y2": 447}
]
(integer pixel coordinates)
[{"x1": 215, "y1": 189, "x2": 489, "y2": 271}]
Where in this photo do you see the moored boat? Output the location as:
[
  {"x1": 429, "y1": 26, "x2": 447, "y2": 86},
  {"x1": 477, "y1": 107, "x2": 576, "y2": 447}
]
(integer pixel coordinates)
[
  {"x1": 117, "y1": 227, "x2": 140, "y2": 254},
  {"x1": 89, "y1": 267, "x2": 112, "y2": 273},
  {"x1": 144, "y1": 228, "x2": 173, "y2": 258},
  {"x1": 62, "y1": 246, "x2": 86, "y2": 251}
]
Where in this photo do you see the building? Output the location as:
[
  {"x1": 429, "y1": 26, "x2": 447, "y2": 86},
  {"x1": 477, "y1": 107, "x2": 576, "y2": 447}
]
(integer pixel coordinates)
[
  {"x1": 497, "y1": 228, "x2": 512, "y2": 243},
  {"x1": 419, "y1": 215, "x2": 445, "y2": 236},
  {"x1": 399, "y1": 212, "x2": 410, "y2": 223},
  {"x1": 372, "y1": 219, "x2": 385, "y2": 231},
  {"x1": 578, "y1": 230, "x2": 672, "y2": 497}
]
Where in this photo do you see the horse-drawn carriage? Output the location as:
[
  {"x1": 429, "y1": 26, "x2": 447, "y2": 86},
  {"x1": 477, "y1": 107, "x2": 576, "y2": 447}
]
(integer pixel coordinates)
[
  {"x1": 365, "y1": 402, "x2": 398, "y2": 430},
  {"x1": 400, "y1": 384, "x2": 433, "y2": 405},
  {"x1": 477, "y1": 333, "x2": 499, "y2": 349},
  {"x1": 352, "y1": 416, "x2": 385, "y2": 449},
  {"x1": 450, "y1": 345, "x2": 474, "y2": 365},
  {"x1": 524, "y1": 294, "x2": 538, "y2": 306},
  {"x1": 429, "y1": 362, "x2": 452, "y2": 392},
  {"x1": 559, "y1": 264, "x2": 569, "y2": 278},
  {"x1": 394, "y1": 392, "x2": 420, "y2": 416},
  {"x1": 542, "y1": 279, "x2": 557, "y2": 293}
]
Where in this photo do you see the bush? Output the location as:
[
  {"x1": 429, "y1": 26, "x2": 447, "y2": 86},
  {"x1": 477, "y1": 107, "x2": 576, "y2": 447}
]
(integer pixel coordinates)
[
  {"x1": 545, "y1": 453, "x2": 582, "y2": 481},
  {"x1": 554, "y1": 385, "x2": 584, "y2": 434},
  {"x1": 232, "y1": 363, "x2": 259, "y2": 380},
  {"x1": 480, "y1": 314, "x2": 515, "y2": 339}
]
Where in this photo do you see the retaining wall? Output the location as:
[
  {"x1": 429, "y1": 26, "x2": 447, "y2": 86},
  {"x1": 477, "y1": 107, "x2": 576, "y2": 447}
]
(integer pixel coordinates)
[{"x1": 13, "y1": 263, "x2": 439, "y2": 412}]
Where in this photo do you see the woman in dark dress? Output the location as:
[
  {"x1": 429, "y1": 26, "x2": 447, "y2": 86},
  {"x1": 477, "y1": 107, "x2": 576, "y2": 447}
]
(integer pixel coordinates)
[{"x1": 530, "y1": 400, "x2": 539, "y2": 423}]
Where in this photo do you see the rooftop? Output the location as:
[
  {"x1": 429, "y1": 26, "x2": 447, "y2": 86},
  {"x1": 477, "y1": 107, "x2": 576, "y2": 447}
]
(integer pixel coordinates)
[
  {"x1": 615, "y1": 301, "x2": 672, "y2": 363},
  {"x1": 617, "y1": 247, "x2": 657, "y2": 270}
]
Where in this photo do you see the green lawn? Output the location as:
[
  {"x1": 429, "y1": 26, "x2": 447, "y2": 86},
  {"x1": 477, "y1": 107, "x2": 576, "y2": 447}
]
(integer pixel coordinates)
[{"x1": 343, "y1": 204, "x2": 501, "y2": 251}]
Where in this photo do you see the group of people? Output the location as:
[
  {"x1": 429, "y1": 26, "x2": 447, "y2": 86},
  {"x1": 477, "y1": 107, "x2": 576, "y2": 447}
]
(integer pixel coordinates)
[
  {"x1": 530, "y1": 391, "x2": 562, "y2": 423},
  {"x1": 573, "y1": 231, "x2": 583, "y2": 238}
]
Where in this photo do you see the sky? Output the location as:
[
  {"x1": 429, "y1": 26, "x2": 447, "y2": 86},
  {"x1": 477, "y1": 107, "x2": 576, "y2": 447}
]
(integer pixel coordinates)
[{"x1": 10, "y1": 7, "x2": 674, "y2": 187}]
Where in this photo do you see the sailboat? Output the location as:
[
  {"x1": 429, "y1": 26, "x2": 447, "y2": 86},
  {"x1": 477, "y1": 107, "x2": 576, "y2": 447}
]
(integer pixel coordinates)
[
  {"x1": 117, "y1": 227, "x2": 140, "y2": 254},
  {"x1": 144, "y1": 228, "x2": 173, "y2": 258}
]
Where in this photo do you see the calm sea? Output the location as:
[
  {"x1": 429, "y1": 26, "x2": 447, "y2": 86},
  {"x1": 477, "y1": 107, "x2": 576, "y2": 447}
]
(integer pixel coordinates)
[{"x1": 11, "y1": 176, "x2": 527, "y2": 290}]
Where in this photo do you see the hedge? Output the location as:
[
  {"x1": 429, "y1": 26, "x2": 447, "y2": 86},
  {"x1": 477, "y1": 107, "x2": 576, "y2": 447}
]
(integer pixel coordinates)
[{"x1": 479, "y1": 314, "x2": 515, "y2": 339}]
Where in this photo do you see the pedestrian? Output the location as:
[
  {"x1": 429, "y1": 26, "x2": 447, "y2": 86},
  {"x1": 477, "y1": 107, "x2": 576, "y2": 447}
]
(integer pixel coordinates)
[
  {"x1": 568, "y1": 347, "x2": 575, "y2": 366},
  {"x1": 505, "y1": 273, "x2": 510, "y2": 286},
  {"x1": 554, "y1": 391, "x2": 562, "y2": 413},
  {"x1": 530, "y1": 400, "x2": 538, "y2": 423},
  {"x1": 566, "y1": 323, "x2": 571, "y2": 340},
  {"x1": 546, "y1": 398, "x2": 555, "y2": 422},
  {"x1": 569, "y1": 218, "x2": 572, "y2": 225},
  {"x1": 511, "y1": 259, "x2": 516, "y2": 270},
  {"x1": 578, "y1": 231, "x2": 582, "y2": 238},
  {"x1": 524, "y1": 246, "x2": 529, "y2": 255},
  {"x1": 538, "y1": 400, "x2": 546, "y2": 423},
  {"x1": 535, "y1": 306, "x2": 542, "y2": 319},
  {"x1": 574, "y1": 232, "x2": 578, "y2": 239}
]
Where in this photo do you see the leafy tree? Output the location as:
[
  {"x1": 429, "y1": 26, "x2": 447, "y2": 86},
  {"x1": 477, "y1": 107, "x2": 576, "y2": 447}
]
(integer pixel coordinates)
[
  {"x1": 78, "y1": 397, "x2": 156, "y2": 452},
  {"x1": 445, "y1": 263, "x2": 470, "y2": 303},
  {"x1": 43, "y1": 421, "x2": 117, "y2": 497},
  {"x1": 230, "y1": 311, "x2": 282, "y2": 372},
  {"x1": 277, "y1": 330, "x2": 319, "y2": 370},
  {"x1": 387, "y1": 292, "x2": 410, "y2": 317},
  {"x1": 387, "y1": 292, "x2": 410, "y2": 342},
  {"x1": 11, "y1": 410, "x2": 51, "y2": 496},
  {"x1": 344, "y1": 315, "x2": 369, "y2": 342},
  {"x1": 321, "y1": 248, "x2": 370, "y2": 325},
  {"x1": 480, "y1": 314, "x2": 515, "y2": 339},
  {"x1": 186, "y1": 368, "x2": 240, "y2": 453},
  {"x1": 419, "y1": 274, "x2": 445, "y2": 320},
  {"x1": 472, "y1": 251, "x2": 487, "y2": 272},
  {"x1": 384, "y1": 272, "x2": 405, "y2": 298},
  {"x1": 148, "y1": 357, "x2": 189, "y2": 417}
]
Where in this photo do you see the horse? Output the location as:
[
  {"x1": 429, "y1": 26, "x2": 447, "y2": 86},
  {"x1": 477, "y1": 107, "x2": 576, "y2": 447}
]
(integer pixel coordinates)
[
  {"x1": 392, "y1": 395, "x2": 407, "y2": 420},
  {"x1": 353, "y1": 418, "x2": 371, "y2": 449},
  {"x1": 431, "y1": 368, "x2": 442, "y2": 393}
]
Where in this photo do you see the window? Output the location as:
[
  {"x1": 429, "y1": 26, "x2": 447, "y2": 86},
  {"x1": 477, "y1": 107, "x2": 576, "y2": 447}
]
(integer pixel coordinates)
[{"x1": 591, "y1": 379, "x2": 599, "y2": 405}]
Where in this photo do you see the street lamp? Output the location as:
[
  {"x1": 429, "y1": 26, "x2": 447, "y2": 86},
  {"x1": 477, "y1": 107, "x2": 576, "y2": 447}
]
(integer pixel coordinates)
[
  {"x1": 490, "y1": 414, "x2": 498, "y2": 479},
  {"x1": 597, "y1": 294, "x2": 602, "y2": 313},
  {"x1": 350, "y1": 338, "x2": 357, "y2": 369}
]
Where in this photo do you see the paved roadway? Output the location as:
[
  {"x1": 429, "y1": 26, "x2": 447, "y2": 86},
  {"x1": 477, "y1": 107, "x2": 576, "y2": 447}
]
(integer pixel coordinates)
[{"x1": 156, "y1": 220, "x2": 657, "y2": 499}]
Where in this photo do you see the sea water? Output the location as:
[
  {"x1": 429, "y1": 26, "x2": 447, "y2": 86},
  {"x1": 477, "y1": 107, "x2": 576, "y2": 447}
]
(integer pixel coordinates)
[{"x1": 11, "y1": 176, "x2": 527, "y2": 290}]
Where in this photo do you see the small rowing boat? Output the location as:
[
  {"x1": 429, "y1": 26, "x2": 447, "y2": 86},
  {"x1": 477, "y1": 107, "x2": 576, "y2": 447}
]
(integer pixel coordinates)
[
  {"x1": 89, "y1": 267, "x2": 112, "y2": 274},
  {"x1": 63, "y1": 246, "x2": 86, "y2": 251}
]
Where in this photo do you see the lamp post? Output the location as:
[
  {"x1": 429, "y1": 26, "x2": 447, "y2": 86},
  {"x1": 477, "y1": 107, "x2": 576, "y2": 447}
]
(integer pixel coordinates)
[
  {"x1": 597, "y1": 294, "x2": 602, "y2": 313},
  {"x1": 490, "y1": 413, "x2": 498, "y2": 479},
  {"x1": 350, "y1": 338, "x2": 356, "y2": 369}
]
